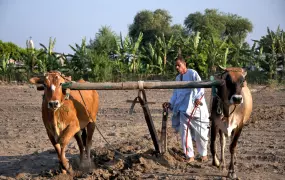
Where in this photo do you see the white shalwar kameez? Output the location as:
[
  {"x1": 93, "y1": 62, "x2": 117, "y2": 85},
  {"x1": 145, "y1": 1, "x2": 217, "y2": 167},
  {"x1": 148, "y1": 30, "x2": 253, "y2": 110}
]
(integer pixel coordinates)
[{"x1": 169, "y1": 69, "x2": 209, "y2": 158}]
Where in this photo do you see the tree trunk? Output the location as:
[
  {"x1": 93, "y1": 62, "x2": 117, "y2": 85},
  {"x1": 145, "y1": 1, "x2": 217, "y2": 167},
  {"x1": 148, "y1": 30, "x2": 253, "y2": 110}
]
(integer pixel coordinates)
[{"x1": 280, "y1": 54, "x2": 285, "y2": 81}]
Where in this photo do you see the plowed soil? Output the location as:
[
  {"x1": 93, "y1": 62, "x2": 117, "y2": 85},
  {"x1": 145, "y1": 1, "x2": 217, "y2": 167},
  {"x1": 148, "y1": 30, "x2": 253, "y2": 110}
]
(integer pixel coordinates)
[{"x1": 0, "y1": 84, "x2": 284, "y2": 180}]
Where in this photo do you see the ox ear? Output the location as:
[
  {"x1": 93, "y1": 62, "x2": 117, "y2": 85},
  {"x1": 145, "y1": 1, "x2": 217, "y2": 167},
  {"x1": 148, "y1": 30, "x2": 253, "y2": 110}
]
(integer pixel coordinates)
[
  {"x1": 65, "y1": 76, "x2": 72, "y2": 81},
  {"x1": 29, "y1": 76, "x2": 44, "y2": 84},
  {"x1": 218, "y1": 65, "x2": 227, "y2": 71}
]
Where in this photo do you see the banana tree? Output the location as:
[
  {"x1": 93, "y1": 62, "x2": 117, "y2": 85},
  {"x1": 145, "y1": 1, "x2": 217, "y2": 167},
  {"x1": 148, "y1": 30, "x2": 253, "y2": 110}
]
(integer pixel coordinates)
[
  {"x1": 115, "y1": 32, "x2": 132, "y2": 64},
  {"x1": 38, "y1": 37, "x2": 61, "y2": 73},
  {"x1": 176, "y1": 31, "x2": 202, "y2": 55},
  {"x1": 275, "y1": 26, "x2": 285, "y2": 80},
  {"x1": 176, "y1": 34, "x2": 192, "y2": 58},
  {"x1": 205, "y1": 35, "x2": 229, "y2": 76},
  {"x1": 255, "y1": 27, "x2": 284, "y2": 79},
  {"x1": 243, "y1": 41, "x2": 265, "y2": 71},
  {"x1": 227, "y1": 36, "x2": 254, "y2": 67},
  {"x1": 67, "y1": 37, "x2": 91, "y2": 79},
  {"x1": 248, "y1": 42, "x2": 257, "y2": 69},
  {"x1": 115, "y1": 32, "x2": 143, "y2": 73},
  {"x1": 129, "y1": 32, "x2": 143, "y2": 73},
  {"x1": 0, "y1": 53, "x2": 10, "y2": 81},
  {"x1": 141, "y1": 42, "x2": 163, "y2": 74},
  {"x1": 266, "y1": 30, "x2": 278, "y2": 80},
  {"x1": 155, "y1": 33, "x2": 176, "y2": 74},
  {"x1": 190, "y1": 32, "x2": 207, "y2": 76},
  {"x1": 174, "y1": 31, "x2": 209, "y2": 77},
  {"x1": 22, "y1": 48, "x2": 40, "y2": 77}
]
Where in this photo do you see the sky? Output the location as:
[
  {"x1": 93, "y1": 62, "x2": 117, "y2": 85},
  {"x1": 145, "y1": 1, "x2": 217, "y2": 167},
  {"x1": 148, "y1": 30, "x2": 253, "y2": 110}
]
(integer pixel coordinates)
[{"x1": 0, "y1": 0, "x2": 284, "y2": 54}]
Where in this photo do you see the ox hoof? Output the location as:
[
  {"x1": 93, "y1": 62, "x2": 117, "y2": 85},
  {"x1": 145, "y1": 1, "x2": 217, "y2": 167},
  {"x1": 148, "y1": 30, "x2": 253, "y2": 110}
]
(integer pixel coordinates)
[
  {"x1": 60, "y1": 166, "x2": 74, "y2": 175},
  {"x1": 227, "y1": 171, "x2": 237, "y2": 180},
  {"x1": 61, "y1": 169, "x2": 67, "y2": 174},
  {"x1": 67, "y1": 167, "x2": 74, "y2": 175},
  {"x1": 79, "y1": 159, "x2": 92, "y2": 170},
  {"x1": 61, "y1": 161, "x2": 74, "y2": 175},
  {"x1": 212, "y1": 159, "x2": 220, "y2": 168}
]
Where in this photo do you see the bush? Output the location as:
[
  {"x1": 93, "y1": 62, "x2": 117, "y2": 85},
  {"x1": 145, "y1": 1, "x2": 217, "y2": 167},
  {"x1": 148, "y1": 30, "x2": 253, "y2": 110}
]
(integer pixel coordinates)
[{"x1": 246, "y1": 70, "x2": 268, "y2": 84}]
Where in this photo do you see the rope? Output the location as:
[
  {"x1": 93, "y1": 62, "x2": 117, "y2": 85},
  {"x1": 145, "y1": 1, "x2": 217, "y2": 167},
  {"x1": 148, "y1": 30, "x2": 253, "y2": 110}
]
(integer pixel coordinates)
[
  {"x1": 185, "y1": 94, "x2": 205, "y2": 155},
  {"x1": 78, "y1": 90, "x2": 137, "y2": 158},
  {"x1": 184, "y1": 108, "x2": 209, "y2": 142}
]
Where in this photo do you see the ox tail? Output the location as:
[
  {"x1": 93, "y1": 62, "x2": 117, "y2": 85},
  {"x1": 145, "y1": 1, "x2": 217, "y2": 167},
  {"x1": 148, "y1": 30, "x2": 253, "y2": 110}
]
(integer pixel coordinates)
[{"x1": 81, "y1": 128, "x2": 87, "y2": 147}]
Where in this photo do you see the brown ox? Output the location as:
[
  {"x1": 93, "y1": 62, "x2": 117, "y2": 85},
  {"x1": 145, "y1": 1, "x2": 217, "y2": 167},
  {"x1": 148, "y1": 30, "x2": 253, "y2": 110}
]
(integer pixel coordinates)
[
  {"x1": 210, "y1": 67, "x2": 252, "y2": 179},
  {"x1": 30, "y1": 71, "x2": 99, "y2": 174}
]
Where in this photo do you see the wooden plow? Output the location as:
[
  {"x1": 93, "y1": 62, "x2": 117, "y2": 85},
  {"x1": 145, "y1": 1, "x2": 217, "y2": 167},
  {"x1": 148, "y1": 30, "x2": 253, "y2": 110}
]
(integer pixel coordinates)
[{"x1": 61, "y1": 79, "x2": 223, "y2": 154}]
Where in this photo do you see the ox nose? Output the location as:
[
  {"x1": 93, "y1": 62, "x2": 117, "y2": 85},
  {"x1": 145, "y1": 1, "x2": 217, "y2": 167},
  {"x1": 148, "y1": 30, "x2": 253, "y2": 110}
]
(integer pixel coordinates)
[
  {"x1": 48, "y1": 100, "x2": 60, "y2": 109},
  {"x1": 231, "y1": 95, "x2": 243, "y2": 104}
]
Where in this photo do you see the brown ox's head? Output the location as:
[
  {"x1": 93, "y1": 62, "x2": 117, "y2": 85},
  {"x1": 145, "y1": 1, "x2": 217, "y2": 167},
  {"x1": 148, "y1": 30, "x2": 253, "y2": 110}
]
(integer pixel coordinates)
[
  {"x1": 30, "y1": 71, "x2": 71, "y2": 111},
  {"x1": 218, "y1": 67, "x2": 247, "y2": 116},
  {"x1": 214, "y1": 66, "x2": 248, "y2": 135}
]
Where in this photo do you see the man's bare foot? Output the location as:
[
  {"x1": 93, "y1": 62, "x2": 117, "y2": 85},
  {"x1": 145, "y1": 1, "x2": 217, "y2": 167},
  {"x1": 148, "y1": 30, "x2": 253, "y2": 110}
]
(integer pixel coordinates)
[
  {"x1": 185, "y1": 157, "x2": 195, "y2": 163},
  {"x1": 200, "y1": 155, "x2": 208, "y2": 162}
]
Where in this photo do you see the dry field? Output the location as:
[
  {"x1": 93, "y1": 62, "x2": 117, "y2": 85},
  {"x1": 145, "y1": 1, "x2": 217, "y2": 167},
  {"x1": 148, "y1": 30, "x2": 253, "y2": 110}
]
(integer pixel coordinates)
[{"x1": 0, "y1": 84, "x2": 284, "y2": 179}]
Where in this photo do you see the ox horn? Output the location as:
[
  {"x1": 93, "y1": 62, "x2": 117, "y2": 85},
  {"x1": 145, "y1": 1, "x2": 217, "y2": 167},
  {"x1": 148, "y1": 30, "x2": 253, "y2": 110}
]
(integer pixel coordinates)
[{"x1": 218, "y1": 65, "x2": 227, "y2": 71}]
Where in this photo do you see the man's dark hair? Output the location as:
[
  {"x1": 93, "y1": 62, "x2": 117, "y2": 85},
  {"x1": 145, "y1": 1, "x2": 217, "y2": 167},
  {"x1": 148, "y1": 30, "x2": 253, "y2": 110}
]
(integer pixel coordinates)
[{"x1": 175, "y1": 55, "x2": 186, "y2": 63}]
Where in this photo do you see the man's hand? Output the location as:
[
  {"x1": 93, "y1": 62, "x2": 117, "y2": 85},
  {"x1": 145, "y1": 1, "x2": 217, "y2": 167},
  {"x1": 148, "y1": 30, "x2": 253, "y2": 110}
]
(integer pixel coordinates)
[
  {"x1": 194, "y1": 99, "x2": 203, "y2": 106},
  {"x1": 162, "y1": 102, "x2": 171, "y2": 109}
]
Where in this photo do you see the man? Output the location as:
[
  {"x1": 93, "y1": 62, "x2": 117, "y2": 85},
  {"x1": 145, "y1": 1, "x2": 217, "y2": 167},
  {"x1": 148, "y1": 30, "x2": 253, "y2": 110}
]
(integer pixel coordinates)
[{"x1": 163, "y1": 57, "x2": 209, "y2": 162}]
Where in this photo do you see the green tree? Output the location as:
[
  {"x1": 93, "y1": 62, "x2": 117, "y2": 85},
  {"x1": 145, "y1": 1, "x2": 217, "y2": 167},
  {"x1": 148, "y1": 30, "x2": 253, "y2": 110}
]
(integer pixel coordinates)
[
  {"x1": 184, "y1": 9, "x2": 252, "y2": 42},
  {"x1": 0, "y1": 40, "x2": 23, "y2": 60},
  {"x1": 225, "y1": 14, "x2": 253, "y2": 42},
  {"x1": 184, "y1": 9, "x2": 227, "y2": 39},
  {"x1": 88, "y1": 52, "x2": 114, "y2": 82},
  {"x1": 88, "y1": 26, "x2": 118, "y2": 55},
  {"x1": 171, "y1": 24, "x2": 187, "y2": 40},
  {"x1": 129, "y1": 9, "x2": 172, "y2": 47}
]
